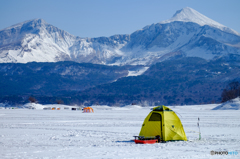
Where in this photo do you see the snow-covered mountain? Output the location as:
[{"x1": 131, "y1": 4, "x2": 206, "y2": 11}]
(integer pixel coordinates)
[
  {"x1": 0, "y1": 19, "x2": 129, "y2": 64},
  {"x1": 0, "y1": 7, "x2": 240, "y2": 65}
]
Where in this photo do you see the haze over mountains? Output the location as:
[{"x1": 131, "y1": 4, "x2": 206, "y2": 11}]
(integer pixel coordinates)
[
  {"x1": 1, "y1": 7, "x2": 240, "y2": 106},
  {"x1": 0, "y1": 7, "x2": 240, "y2": 65}
]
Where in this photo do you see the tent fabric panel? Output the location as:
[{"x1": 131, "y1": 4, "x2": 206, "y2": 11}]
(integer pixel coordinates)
[
  {"x1": 163, "y1": 111, "x2": 187, "y2": 141},
  {"x1": 139, "y1": 122, "x2": 161, "y2": 138}
]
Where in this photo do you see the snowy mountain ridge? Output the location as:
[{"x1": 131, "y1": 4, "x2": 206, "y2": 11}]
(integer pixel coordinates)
[{"x1": 0, "y1": 7, "x2": 240, "y2": 65}]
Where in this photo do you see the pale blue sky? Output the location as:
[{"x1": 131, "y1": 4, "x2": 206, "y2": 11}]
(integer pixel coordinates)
[{"x1": 0, "y1": 0, "x2": 239, "y2": 38}]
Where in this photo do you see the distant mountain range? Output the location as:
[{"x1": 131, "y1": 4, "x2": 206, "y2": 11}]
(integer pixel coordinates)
[
  {"x1": 1, "y1": 7, "x2": 240, "y2": 106},
  {"x1": 0, "y1": 7, "x2": 240, "y2": 65}
]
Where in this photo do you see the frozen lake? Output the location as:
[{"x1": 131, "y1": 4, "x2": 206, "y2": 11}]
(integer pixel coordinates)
[{"x1": 0, "y1": 105, "x2": 239, "y2": 158}]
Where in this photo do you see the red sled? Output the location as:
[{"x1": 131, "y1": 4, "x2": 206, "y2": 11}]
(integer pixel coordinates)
[{"x1": 134, "y1": 139, "x2": 157, "y2": 144}]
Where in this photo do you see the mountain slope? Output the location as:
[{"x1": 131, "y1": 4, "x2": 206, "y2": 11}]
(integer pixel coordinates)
[
  {"x1": 0, "y1": 7, "x2": 240, "y2": 65},
  {"x1": 69, "y1": 56, "x2": 240, "y2": 106},
  {"x1": 0, "y1": 61, "x2": 144, "y2": 97}
]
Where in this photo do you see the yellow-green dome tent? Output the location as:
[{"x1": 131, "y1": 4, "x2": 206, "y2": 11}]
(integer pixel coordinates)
[{"x1": 139, "y1": 105, "x2": 187, "y2": 141}]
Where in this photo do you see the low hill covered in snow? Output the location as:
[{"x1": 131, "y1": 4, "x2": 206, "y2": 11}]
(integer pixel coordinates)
[{"x1": 212, "y1": 97, "x2": 240, "y2": 110}]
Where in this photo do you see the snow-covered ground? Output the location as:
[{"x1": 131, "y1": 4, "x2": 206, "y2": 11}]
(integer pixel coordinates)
[{"x1": 0, "y1": 104, "x2": 239, "y2": 159}]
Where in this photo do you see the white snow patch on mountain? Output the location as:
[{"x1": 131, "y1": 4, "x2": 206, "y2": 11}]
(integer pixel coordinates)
[{"x1": 127, "y1": 67, "x2": 149, "y2": 76}]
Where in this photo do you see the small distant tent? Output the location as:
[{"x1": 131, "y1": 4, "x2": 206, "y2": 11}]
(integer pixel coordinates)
[
  {"x1": 82, "y1": 107, "x2": 94, "y2": 113},
  {"x1": 139, "y1": 105, "x2": 187, "y2": 141}
]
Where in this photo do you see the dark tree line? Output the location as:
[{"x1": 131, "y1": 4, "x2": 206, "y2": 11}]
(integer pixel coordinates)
[
  {"x1": 28, "y1": 96, "x2": 37, "y2": 103},
  {"x1": 221, "y1": 81, "x2": 240, "y2": 103}
]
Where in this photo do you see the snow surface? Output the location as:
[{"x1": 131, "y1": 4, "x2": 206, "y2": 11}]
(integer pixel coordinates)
[{"x1": 0, "y1": 103, "x2": 239, "y2": 158}]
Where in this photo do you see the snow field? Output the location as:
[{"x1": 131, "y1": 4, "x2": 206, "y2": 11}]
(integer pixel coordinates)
[{"x1": 0, "y1": 105, "x2": 239, "y2": 159}]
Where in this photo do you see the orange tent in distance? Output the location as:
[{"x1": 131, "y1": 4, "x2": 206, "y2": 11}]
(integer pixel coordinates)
[{"x1": 82, "y1": 107, "x2": 94, "y2": 113}]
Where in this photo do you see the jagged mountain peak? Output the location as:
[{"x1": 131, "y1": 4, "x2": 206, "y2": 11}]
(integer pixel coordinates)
[
  {"x1": 1, "y1": 18, "x2": 47, "y2": 31},
  {"x1": 0, "y1": 18, "x2": 75, "y2": 40}
]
